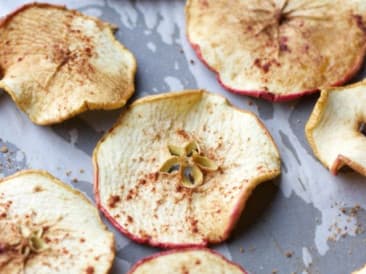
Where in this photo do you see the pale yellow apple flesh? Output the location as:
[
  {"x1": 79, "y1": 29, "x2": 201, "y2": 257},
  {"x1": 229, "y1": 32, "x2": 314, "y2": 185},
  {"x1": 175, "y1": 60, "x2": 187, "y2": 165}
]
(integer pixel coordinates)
[
  {"x1": 186, "y1": 0, "x2": 366, "y2": 101},
  {"x1": 94, "y1": 90, "x2": 281, "y2": 247},
  {"x1": 0, "y1": 170, "x2": 114, "y2": 274},
  {"x1": 127, "y1": 248, "x2": 246, "y2": 274},
  {"x1": 0, "y1": 3, "x2": 136, "y2": 125},
  {"x1": 306, "y1": 80, "x2": 366, "y2": 176}
]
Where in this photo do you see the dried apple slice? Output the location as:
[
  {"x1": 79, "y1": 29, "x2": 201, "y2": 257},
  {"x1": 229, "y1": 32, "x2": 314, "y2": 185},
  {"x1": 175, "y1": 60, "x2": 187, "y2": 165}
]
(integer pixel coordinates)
[
  {"x1": 94, "y1": 90, "x2": 281, "y2": 247},
  {"x1": 0, "y1": 3, "x2": 136, "y2": 125},
  {"x1": 0, "y1": 170, "x2": 114, "y2": 274},
  {"x1": 186, "y1": 0, "x2": 366, "y2": 101},
  {"x1": 127, "y1": 248, "x2": 247, "y2": 274},
  {"x1": 306, "y1": 80, "x2": 366, "y2": 176},
  {"x1": 353, "y1": 265, "x2": 366, "y2": 274}
]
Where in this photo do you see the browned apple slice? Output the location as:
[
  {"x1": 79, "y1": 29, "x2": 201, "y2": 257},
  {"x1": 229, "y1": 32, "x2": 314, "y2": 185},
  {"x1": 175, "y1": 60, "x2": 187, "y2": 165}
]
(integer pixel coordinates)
[
  {"x1": 0, "y1": 3, "x2": 136, "y2": 125},
  {"x1": 93, "y1": 90, "x2": 281, "y2": 247},
  {"x1": 186, "y1": 0, "x2": 366, "y2": 101},
  {"x1": 127, "y1": 248, "x2": 247, "y2": 274},
  {"x1": 0, "y1": 170, "x2": 114, "y2": 274},
  {"x1": 306, "y1": 80, "x2": 366, "y2": 176}
]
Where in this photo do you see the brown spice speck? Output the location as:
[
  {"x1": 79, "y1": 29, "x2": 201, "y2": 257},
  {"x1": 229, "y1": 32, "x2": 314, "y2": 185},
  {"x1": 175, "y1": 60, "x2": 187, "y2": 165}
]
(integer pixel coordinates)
[
  {"x1": 107, "y1": 195, "x2": 121, "y2": 208},
  {"x1": 86, "y1": 266, "x2": 94, "y2": 274},
  {"x1": 127, "y1": 215, "x2": 134, "y2": 223},
  {"x1": 176, "y1": 129, "x2": 190, "y2": 139},
  {"x1": 33, "y1": 186, "x2": 43, "y2": 193},
  {"x1": 146, "y1": 172, "x2": 158, "y2": 182},
  {"x1": 253, "y1": 58, "x2": 270, "y2": 72},
  {"x1": 138, "y1": 179, "x2": 146, "y2": 186},
  {"x1": 62, "y1": 248, "x2": 69, "y2": 255},
  {"x1": 285, "y1": 251, "x2": 293, "y2": 258}
]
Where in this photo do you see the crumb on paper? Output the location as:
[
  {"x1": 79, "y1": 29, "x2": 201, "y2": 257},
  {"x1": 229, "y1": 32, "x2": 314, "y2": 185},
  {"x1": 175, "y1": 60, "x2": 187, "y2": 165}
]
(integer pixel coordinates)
[
  {"x1": 0, "y1": 146, "x2": 8, "y2": 153},
  {"x1": 285, "y1": 251, "x2": 293, "y2": 258},
  {"x1": 328, "y1": 203, "x2": 365, "y2": 241}
]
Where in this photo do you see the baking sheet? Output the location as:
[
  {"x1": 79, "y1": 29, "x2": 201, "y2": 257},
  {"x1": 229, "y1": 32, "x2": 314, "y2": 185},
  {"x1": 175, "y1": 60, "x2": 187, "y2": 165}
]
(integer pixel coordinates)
[{"x1": 0, "y1": 1, "x2": 366, "y2": 273}]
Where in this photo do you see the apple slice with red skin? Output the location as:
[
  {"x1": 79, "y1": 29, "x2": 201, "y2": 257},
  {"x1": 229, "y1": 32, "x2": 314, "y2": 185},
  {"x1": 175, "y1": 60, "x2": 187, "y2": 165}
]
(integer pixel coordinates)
[
  {"x1": 306, "y1": 80, "x2": 366, "y2": 176},
  {"x1": 0, "y1": 3, "x2": 136, "y2": 125},
  {"x1": 186, "y1": 0, "x2": 366, "y2": 101},
  {"x1": 127, "y1": 248, "x2": 247, "y2": 274},
  {"x1": 93, "y1": 90, "x2": 280, "y2": 248},
  {"x1": 0, "y1": 170, "x2": 114, "y2": 274}
]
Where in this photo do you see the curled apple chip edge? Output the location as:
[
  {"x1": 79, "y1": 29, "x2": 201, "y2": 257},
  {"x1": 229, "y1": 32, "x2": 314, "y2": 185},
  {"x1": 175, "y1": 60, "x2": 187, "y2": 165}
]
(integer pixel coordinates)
[
  {"x1": 0, "y1": 170, "x2": 115, "y2": 274},
  {"x1": 186, "y1": 0, "x2": 366, "y2": 101},
  {"x1": 93, "y1": 90, "x2": 281, "y2": 248},
  {"x1": 0, "y1": 3, "x2": 136, "y2": 125},
  {"x1": 306, "y1": 80, "x2": 366, "y2": 177},
  {"x1": 127, "y1": 248, "x2": 247, "y2": 274}
]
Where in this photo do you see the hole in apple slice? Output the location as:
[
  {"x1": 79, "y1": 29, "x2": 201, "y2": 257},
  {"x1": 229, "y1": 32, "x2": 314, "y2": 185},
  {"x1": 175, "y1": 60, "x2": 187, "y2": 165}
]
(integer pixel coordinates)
[{"x1": 360, "y1": 122, "x2": 366, "y2": 136}]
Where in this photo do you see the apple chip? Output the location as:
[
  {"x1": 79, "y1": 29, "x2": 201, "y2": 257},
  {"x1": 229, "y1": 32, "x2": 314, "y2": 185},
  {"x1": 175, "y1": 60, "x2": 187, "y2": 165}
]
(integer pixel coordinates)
[
  {"x1": 186, "y1": 0, "x2": 366, "y2": 101},
  {"x1": 353, "y1": 265, "x2": 366, "y2": 274},
  {"x1": 128, "y1": 248, "x2": 246, "y2": 274},
  {"x1": 0, "y1": 3, "x2": 136, "y2": 125},
  {"x1": 0, "y1": 170, "x2": 114, "y2": 274},
  {"x1": 306, "y1": 80, "x2": 366, "y2": 176},
  {"x1": 94, "y1": 90, "x2": 280, "y2": 247}
]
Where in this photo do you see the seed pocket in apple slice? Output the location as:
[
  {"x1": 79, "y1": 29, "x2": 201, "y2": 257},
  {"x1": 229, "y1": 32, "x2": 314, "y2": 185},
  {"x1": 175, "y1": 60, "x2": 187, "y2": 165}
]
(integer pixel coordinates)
[
  {"x1": 0, "y1": 3, "x2": 136, "y2": 125},
  {"x1": 306, "y1": 80, "x2": 366, "y2": 176},
  {"x1": 0, "y1": 170, "x2": 114, "y2": 274},
  {"x1": 94, "y1": 90, "x2": 281, "y2": 247},
  {"x1": 186, "y1": 0, "x2": 366, "y2": 101}
]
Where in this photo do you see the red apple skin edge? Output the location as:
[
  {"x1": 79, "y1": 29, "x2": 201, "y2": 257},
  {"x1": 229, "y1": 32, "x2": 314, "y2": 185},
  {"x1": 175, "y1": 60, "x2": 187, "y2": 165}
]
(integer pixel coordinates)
[
  {"x1": 94, "y1": 155, "x2": 277, "y2": 248},
  {"x1": 331, "y1": 155, "x2": 366, "y2": 177},
  {"x1": 188, "y1": 39, "x2": 366, "y2": 102},
  {"x1": 93, "y1": 158, "x2": 245, "y2": 248},
  {"x1": 126, "y1": 247, "x2": 248, "y2": 274},
  {"x1": 93, "y1": 99, "x2": 280, "y2": 248},
  {"x1": 93, "y1": 157, "x2": 207, "y2": 249}
]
